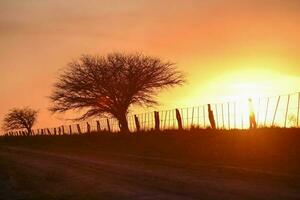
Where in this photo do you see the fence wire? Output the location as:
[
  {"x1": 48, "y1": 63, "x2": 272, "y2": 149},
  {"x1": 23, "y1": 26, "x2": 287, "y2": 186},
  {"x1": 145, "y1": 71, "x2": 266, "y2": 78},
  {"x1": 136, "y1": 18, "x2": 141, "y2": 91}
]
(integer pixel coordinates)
[{"x1": 5, "y1": 92, "x2": 300, "y2": 136}]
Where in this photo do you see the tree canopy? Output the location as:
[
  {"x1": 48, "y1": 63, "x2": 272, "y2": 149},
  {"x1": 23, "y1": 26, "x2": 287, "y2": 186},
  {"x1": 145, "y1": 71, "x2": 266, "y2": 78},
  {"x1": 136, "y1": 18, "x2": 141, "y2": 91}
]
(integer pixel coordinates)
[
  {"x1": 2, "y1": 107, "x2": 38, "y2": 135},
  {"x1": 49, "y1": 52, "x2": 185, "y2": 132}
]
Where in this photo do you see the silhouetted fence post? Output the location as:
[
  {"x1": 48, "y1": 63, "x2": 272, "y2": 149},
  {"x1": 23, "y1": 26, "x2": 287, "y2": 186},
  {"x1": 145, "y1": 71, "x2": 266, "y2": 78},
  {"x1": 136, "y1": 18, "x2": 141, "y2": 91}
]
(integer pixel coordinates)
[
  {"x1": 191, "y1": 107, "x2": 194, "y2": 127},
  {"x1": 154, "y1": 111, "x2": 160, "y2": 131},
  {"x1": 77, "y1": 124, "x2": 81, "y2": 134},
  {"x1": 175, "y1": 109, "x2": 183, "y2": 130},
  {"x1": 248, "y1": 98, "x2": 257, "y2": 129},
  {"x1": 41, "y1": 129, "x2": 44, "y2": 135},
  {"x1": 234, "y1": 102, "x2": 236, "y2": 129},
  {"x1": 87, "y1": 122, "x2": 91, "y2": 134},
  {"x1": 208, "y1": 104, "x2": 216, "y2": 129},
  {"x1": 62, "y1": 126, "x2": 65, "y2": 135},
  {"x1": 69, "y1": 125, "x2": 72, "y2": 135},
  {"x1": 264, "y1": 97, "x2": 269, "y2": 126},
  {"x1": 47, "y1": 128, "x2": 51, "y2": 135},
  {"x1": 54, "y1": 128, "x2": 57, "y2": 135},
  {"x1": 134, "y1": 115, "x2": 140, "y2": 132},
  {"x1": 221, "y1": 103, "x2": 225, "y2": 128},
  {"x1": 284, "y1": 95, "x2": 290, "y2": 127},
  {"x1": 143, "y1": 114, "x2": 146, "y2": 130},
  {"x1": 272, "y1": 96, "x2": 281, "y2": 127},
  {"x1": 106, "y1": 119, "x2": 111, "y2": 132},
  {"x1": 227, "y1": 102, "x2": 230, "y2": 129},
  {"x1": 96, "y1": 120, "x2": 101, "y2": 132}
]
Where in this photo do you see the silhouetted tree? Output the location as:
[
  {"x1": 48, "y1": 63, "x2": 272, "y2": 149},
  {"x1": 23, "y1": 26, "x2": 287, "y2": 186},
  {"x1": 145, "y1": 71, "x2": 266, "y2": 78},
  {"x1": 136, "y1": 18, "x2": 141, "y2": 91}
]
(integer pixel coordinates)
[
  {"x1": 49, "y1": 52, "x2": 185, "y2": 132},
  {"x1": 2, "y1": 107, "x2": 38, "y2": 136}
]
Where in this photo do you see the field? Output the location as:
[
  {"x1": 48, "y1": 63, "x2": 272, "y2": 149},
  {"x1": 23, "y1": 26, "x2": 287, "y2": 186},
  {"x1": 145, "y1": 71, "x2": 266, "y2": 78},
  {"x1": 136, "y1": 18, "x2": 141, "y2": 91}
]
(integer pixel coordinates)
[{"x1": 1, "y1": 128, "x2": 300, "y2": 200}]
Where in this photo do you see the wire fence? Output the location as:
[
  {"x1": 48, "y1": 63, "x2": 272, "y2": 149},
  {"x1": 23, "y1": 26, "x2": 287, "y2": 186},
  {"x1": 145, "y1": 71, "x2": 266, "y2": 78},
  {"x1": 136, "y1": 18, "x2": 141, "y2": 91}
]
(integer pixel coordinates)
[{"x1": 5, "y1": 92, "x2": 300, "y2": 136}]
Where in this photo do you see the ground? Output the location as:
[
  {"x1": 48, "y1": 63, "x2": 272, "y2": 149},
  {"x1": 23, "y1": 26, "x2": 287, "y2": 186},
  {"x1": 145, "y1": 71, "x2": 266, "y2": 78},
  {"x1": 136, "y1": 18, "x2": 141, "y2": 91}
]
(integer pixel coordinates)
[{"x1": 0, "y1": 128, "x2": 300, "y2": 200}]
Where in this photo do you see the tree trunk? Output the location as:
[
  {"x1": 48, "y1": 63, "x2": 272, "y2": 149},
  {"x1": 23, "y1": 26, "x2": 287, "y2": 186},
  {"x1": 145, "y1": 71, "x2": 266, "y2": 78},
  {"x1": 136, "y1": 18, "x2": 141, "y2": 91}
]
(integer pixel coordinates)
[{"x1": 118, "y1": 113, "x2": 129, "y2": 133}]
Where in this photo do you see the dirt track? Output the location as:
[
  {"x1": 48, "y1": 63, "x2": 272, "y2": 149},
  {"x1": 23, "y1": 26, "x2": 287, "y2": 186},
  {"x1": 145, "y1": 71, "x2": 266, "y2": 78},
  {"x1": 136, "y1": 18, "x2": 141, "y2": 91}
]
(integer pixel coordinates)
[{"x1": 1, "y1": 144, "x2": 300, "y2": 200}]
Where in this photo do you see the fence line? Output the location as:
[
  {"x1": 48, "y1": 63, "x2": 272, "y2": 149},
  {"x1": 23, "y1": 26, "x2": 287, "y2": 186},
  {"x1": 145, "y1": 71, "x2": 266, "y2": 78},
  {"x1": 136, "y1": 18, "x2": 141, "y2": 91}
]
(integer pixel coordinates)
[{"x1": 4, "y1": 92, "x2": 300, "y2": 136}]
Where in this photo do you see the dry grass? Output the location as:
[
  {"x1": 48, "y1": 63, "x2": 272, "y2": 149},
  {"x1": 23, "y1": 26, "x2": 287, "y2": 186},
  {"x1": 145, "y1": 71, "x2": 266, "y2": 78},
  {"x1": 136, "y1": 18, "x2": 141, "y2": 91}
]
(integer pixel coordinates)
[{"x1": 0, "y1": 128, "x2": 300, "y2": 200}]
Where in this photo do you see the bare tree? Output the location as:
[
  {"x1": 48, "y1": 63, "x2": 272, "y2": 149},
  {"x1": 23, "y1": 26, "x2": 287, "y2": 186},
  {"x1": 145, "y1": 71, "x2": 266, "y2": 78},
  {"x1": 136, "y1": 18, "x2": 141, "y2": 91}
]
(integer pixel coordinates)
[
  {"x1": 2, "y1": 107, "x2": 38, "y2": 136},
  {"x1": 49, "y1": 52, "x2": 185, "y2": 132}
]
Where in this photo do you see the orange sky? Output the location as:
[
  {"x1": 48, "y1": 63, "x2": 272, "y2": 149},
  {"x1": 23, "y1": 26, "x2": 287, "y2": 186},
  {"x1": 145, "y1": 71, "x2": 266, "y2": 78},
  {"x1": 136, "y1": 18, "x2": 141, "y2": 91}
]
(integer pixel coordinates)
[{"x1": 1, "y1": 0, "x2": 300, "y2": 129}]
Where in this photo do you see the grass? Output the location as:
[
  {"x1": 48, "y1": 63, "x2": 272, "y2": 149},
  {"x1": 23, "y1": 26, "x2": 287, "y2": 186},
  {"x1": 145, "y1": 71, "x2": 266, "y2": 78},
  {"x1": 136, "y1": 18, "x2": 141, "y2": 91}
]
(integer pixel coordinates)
[{"x1": 0, "y1": 128, "x2": 300, "y2": 199}]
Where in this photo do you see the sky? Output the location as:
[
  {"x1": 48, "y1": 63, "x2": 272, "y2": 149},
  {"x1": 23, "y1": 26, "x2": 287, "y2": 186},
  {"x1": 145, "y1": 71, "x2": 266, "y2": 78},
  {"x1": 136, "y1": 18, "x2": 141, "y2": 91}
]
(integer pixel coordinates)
[{"x1": 1, "y1": 0, "x2": 300, "y2": 129}]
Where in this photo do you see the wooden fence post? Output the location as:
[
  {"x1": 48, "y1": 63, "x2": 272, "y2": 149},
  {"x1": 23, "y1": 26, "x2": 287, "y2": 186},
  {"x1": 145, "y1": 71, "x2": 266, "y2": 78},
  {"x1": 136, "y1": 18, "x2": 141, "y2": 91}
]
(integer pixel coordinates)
[
  {"x1": 134, "y1": 115, "x2": 140, "y2": 132},
  {"x1": 62, "y1": 126, "x2": 65, "y2": 135},
  {"x1": 272, "y1": 96, "x2": 281, "y2": 127},
  {"x1": 154, "y1": 111, "x2": 160, "y2": 131},
  {"x1": 143, "y1": 113, "x2": 146, "y2": 130},
  {"x1": 208, "y1": 104, "x2": 216, "y2": 129},
  {"x1": 77, "y1": 124, "x2": 81, "y2": 134},
  {"x1": 47, "y1": 128, "x2": 51, "y2": 135},
  {"x1": 69, "y1": 125, "x2": 72, "y2": 135},
  {"x1": 284, "y1": 95, "x2": 290, "y2": 128},
  {"x1": 248, "y1": 98, "x2": 257, "y2": 129},
  {"x1": 227, "y1": 102, "x2": 230, "y2": 129},
  {"x1": 41, "y1": 129, "x2": 44, "y2": 135},
  {"x1": 234, "y1": 102, "x2": 236, "y2": 129},
  {"x1": 54, "y1": 128, "x2": 57, "y2": 135},
  {"x1": 264, "y1": 97, "x2": 269, "y2": 127},
  {"x1": 168, "y1": 110, "x2": 171, "y2": 128},
  {"x1": 191, "y1": 107, "x2": 195, "y2": 127},
  {"x1": 106, "y1": 119, "x2": 111, "y2": 132},
  {"x1": 96, "y1": 120, "x2": 101, "y2": 132},
  {"x1": 175, "y1": 109, "x2": 183, "y2": 130},
  {"x1": 87, "y1": 122, "x2": 91, "y2": 134},
  {"x1": 221, "y1": 103, "x2": 225, "y2": 128}
]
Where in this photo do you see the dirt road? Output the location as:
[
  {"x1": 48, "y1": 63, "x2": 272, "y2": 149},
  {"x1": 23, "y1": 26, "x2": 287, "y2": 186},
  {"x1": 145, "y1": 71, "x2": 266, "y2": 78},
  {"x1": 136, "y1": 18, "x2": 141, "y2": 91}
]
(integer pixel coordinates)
[{"x1": 1, "y1": 144, "x2": 300, "y2": 200}]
